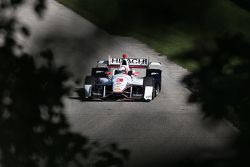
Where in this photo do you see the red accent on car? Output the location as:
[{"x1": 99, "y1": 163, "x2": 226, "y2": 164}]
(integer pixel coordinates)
[
  {"x1": 128, "y1": 65, "x2": 147, "y2": 69},
  {"x1": 105, "y1": 72, "x2": 112, "y2": 75},
  {"x1": 133, "y1": 72, "x2": 140, "y2": 76},
  {"x1": 116, "y1": 78, "x2": 124, "y2": 83},
  {"x1": 107, "y1": 65, "x2": 146, "y2": 69}
]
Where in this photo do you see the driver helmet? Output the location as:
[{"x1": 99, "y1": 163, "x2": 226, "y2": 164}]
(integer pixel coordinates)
[{"x1": 119, "y1": 66, "x2": 126, "y2": 74}]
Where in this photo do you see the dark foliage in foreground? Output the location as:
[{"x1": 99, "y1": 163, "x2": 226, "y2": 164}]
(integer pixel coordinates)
[
  {"x1": 0, "y1": 0, "x2": 129, "y2": 166},
  {"x1": 178, "y1": 33, "x2": 250, "y2": 166},
  {"x1": 231, "y1": 0, "x2": 250, "y2": 11}
]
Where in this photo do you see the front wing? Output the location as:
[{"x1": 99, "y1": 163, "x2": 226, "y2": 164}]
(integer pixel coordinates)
[{"x1": 84, "y1": 84, "x2": 153, "y2": 101}]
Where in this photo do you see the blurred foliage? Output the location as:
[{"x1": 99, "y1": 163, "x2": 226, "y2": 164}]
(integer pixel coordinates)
[
  {"x1": 0, "y1": 0, "x2": 129, "y2": 166},
  {"x1": 57, "y1": 0, "x2": 213, "y2": 28},
  {"x1": 57, "y1": 0, "x2": 250, "y2": 32},
  {"x1": 2, "y1": 0, "x2": 250, "y2": 166},
  {"x1": 57, "y1": 0, "x2": 250, "y2": 70},
  {"x1": 231, "y1": 0, "x2": 250, "y2": 11},
  {"x1": 177, "y1": 33, "x2": 250, "y2": 166},
  {"x1": 179, "y1": 33, "x2": 250, "y2": 123}
]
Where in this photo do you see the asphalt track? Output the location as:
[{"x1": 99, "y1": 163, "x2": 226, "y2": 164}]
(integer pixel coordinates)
[{"x1": 17, "y1": 0, "x2": 238, "y2": 166}]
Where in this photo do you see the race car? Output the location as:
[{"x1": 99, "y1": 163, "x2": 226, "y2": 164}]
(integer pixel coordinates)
[{"x1": 83, "y1": 54, "x2": 162, "y2": 101}]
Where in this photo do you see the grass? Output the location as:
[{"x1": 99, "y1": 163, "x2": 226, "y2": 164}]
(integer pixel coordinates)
[{"x1": 56, "y1": 0, "x2": 250, "y2": 71}]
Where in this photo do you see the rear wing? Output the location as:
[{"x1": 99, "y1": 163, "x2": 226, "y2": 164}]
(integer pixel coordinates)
[
  {"x1": 108, "y1": 57, "x2": 148, "y2": 68},
  {"x1": 96, "y1": 60, "x2": 109, "y2": 67},
  {"x1": 97, "y1": 57, "x2": 161, "y2": 70}
]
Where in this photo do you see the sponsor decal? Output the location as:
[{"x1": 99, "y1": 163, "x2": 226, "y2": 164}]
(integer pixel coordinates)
[
  {"x1": 109, "y1": 58, "x2": 148, "y2": 66},
  {"x1": 116, "y1": 78, "x2": 124, "y2": 83},
  {"x1": 151, "y1": 72, "x2": 158, "y2": 75}
]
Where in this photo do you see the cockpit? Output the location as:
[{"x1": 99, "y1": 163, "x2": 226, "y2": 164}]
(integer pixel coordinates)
[
  {"x1": 114, "y1": 70, "x2": 124, "y2": 75},
  {"x1": 122, "y1": 59, "x2": 128, "y2": 65}
]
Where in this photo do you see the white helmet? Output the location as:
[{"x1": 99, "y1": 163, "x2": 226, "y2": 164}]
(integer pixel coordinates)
[{"x1": 118, "y1": 66, "x2": 126, "y2": 74}]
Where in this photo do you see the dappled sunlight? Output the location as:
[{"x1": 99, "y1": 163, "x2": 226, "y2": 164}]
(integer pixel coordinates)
[
  {"x1": 1, "y1": 0, "x2": 249, "y2": 167},
  {"x1": 1, "y1": 1, "x2": 129, "y2": 167}
]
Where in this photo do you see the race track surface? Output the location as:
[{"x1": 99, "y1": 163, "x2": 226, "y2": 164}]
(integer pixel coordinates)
[{"x1": 17, "y1": 0, "x2": 238, "y2": 166}]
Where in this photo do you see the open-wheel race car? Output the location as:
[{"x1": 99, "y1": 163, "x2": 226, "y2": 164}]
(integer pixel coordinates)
[{"x1": 83, "y1": 54, "x2": 162, "y2": 101}]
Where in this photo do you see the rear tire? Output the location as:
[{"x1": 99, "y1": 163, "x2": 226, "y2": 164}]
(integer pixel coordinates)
[
  {"x1": 146, "y1": 69, "x2": 161, "y2": 98},
  {"x1": 91, "y1": 67, "x2": 109, "y2": 77},
  {"x1": 85, "y1": 76, "x2": 96, "y2": 85},
  {"x1": 146, "y1": 69, "x2": 162, "y2": 77},
  {"x1": 143, "y1": 76, "x2": 154, "y2": 87}
]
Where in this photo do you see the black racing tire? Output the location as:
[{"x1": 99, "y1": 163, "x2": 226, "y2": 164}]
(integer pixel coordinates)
[
  {"x1": 143, "y1": 76, "x2": 154, "y2": 87},
  {"x1": 91, "y1": 67, "x2": 109, "y2": 77},
  {"x1": 146, "y1": 69, "x2": 161, "y2": 98},
  {"x1": 146, "y1": 69, "x2": 162, "y2": 88},
  {"x1": 146, "y1": 69, "x2": 162, "y2": 77},
  {"x1": 85, "y1": 76, "x2": 96, "y2": 85}
]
